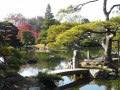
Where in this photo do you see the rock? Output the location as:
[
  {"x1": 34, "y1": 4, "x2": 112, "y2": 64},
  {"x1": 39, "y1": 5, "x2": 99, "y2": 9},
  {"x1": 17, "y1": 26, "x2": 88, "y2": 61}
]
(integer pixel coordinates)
[
  {"x1": 108, "y1": 72, "x2": 118, "y2": 79},
  {"x1": 27, "y1": 58, "x2": 38, "y2": 64},
  {"x1": 81, "y1": 60, "x2": 103, "y2": 67},
  {"x1": 0, "y1": 72, "x2": 46, "y2": 90},
  {"x1": 22, "y1": 87, "x2": 40, "y2": 90},
  {"x1": 89, "y1": 69, "x2": 108, "y2": 79},
  {"x1": 81, "y1": 62, "x2": 90, "y2": 66},
  {"x1": 5, "y1": 72, "x2": 24, "y2": 83},
  {"x1": 109, "y1": 72, "x2": 117, "y2": 76}
]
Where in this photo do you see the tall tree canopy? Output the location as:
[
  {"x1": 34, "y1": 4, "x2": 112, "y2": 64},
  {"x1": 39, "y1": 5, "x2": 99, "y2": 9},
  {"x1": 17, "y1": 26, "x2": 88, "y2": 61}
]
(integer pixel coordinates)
[
  {"x1": 41, "y1": 4, "x2": 60, "y2": 30},
  {"x1": 46, "y1": 22, "x2": 79, "y2": 48},
  {"x1": 41, "y1": 4, "x2": 54, "y2": 30},
  {"x1": 36, "y1": 4, "x2": 60, "y2": 44}
]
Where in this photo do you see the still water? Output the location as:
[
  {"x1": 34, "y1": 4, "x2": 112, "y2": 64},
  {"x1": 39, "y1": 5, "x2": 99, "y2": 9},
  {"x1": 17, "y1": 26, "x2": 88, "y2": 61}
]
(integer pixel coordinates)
[{"x1": 19, "y1": 48, "x2": 120, "y2": 90}]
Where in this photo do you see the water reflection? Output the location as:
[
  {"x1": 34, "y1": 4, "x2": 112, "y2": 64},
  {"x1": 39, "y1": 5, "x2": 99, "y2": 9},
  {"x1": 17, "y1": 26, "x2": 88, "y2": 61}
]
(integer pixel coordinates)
[
  {"x1": 18, "y1": 64, "x2": 42, "y2": 76},
  {"x1": 19, "y1": 65, "x2": 120, "y2": 90},
  {"x1": 56, "y1": 79, "x2": 120, "y2": 90},
  {"x1": 19, "y1": 49, "x2": 120, "y2": 90},
  {"x1": 19, "y1": 60, "x2": 68, "y2": 77},
  {"x1": 55, "y1": 61, "x2": 68, "y2": 70},
  {"x1": 80, "y1": 84, "x2": 106, "y2": 90},
  {"x1": 59, "y1": 76, "x2": 73, "y2": 86}
]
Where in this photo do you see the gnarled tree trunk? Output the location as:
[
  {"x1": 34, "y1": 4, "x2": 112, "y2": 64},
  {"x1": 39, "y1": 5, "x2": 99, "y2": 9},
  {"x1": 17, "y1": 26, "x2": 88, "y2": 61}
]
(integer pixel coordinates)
[
  {"x1": 102, "y1": 0, "x2": 120, "y2": 63},
  {"x1": 102, "y1": 32, "x2": 113, "y2": 63}
]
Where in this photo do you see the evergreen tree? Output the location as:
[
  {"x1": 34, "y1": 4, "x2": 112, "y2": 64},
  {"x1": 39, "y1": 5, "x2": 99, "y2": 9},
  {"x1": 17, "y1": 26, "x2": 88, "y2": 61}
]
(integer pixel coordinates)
[
  {"x1": 21, "y1": 30, "x2": 35, "y2": 45},
  {"x1": 37, "y1": 4, "x2": 60, "y2": 44},
  {"x1": 41, "y1": 4, "x2": 57, "y2": 30}
]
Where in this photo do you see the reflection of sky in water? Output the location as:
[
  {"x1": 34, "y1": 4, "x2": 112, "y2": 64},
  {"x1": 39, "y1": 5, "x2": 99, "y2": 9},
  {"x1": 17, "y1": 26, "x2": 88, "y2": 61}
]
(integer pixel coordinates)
[
  {"x1": 18, "y1": 67, "x2": 41, "y2": 76},
  {"x1": 55, "y1": 61, "x2": 68, "y2": 70},
  {"x1": 19, "y1": 61, "x2": 68, "y2": 77},
  {"x1": 18, "y1": 65, "x2": 45, "y2": 77},
  {"x1": 58, "y1": 76, "x2": 73, "y2": 86},
  {"x1": 80, "y1": 85, "x2": 114, "y2": 90}
]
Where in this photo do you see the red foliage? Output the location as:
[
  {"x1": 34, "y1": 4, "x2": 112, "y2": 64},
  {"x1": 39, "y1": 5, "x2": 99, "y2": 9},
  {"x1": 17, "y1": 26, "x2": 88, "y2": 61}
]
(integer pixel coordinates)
[{"x1": 16, "y1": 22, "x2": 38, "y2": 39}]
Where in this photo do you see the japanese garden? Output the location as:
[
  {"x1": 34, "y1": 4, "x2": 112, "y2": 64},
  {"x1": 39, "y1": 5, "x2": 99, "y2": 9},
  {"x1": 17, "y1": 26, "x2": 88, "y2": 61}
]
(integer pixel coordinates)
[{"x1": 0, "y1": 0, "x2": 120, "y2": 90}]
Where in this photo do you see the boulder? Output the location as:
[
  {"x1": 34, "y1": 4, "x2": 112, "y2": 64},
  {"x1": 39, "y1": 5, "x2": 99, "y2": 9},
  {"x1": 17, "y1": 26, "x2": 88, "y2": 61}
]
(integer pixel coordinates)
[
  {"x1": 5, "y1": 72, "x2": 24, "y2": 83},
  {"x1": 27, "y1": 58, "x2": 38, "y2": 64},
  {"x1": 89, "y1": 69, "x2": 108, "y2": 79}
]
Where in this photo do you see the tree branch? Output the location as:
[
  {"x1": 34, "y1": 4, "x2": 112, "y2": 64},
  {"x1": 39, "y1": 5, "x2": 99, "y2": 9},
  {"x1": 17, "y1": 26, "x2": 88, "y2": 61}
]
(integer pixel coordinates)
[
  {"x1": 108, "y1": 4, "x2": 120, "y2": 14},
  {"x1": 77, "y1": 0, "x2": 99, "y2": 7},
  {"x1": 75, "y1": 0, "x2": 99, "y2": 11},
  {"x1": 83, "y1": 30, "x2": 107, "y2": 34}
]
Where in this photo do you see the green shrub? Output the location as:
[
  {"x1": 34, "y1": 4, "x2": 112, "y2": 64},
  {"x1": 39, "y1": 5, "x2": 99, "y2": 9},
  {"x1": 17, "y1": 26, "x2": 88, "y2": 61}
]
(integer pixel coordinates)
[
  {"x1": 8, "y1": 46, "x2": 22, "y2": 59},
  {"x1": 37, "y1": 72, "x2": 63, "y2": 88},
  {"x1": 6, "y1": 56, "x2": 23, "y2": 71},
  {"x1": 0, "y1": 64, "x2": 6, "y2": 70}
]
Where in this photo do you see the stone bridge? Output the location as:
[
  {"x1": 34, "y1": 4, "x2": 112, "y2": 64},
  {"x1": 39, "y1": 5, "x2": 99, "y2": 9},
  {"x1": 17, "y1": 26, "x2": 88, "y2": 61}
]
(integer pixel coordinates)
[{"x1": 49, "y1": 68, "x2": 89, "y2": 77}]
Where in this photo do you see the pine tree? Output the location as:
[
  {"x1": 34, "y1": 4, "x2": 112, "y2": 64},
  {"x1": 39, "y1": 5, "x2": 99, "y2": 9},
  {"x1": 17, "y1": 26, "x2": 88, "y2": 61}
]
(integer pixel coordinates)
[{"x1": 41, "y1": 4, "x2": 55, "y2": 30}]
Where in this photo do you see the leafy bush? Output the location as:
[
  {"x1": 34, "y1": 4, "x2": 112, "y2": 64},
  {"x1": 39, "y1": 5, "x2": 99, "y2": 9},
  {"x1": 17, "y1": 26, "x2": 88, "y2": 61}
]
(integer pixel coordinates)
[
  {"x1": 0, "y1": 64, "x2": 6, "y2": 70},
  {"x1": 8, "y1": 46, "x2": 22, "y2": 59},
  {"x1": 0, "y1": 46, "x2": 10, "y2": 56},
  {"x1": 37, "y1": 72, "x2": 63, "y2": 88},
  {"x1": 0, "y1": 46, "x2": 24, "y2": 71},
  {"x1": 7, "y1": 56, "x2": 22, "y2": 71}
]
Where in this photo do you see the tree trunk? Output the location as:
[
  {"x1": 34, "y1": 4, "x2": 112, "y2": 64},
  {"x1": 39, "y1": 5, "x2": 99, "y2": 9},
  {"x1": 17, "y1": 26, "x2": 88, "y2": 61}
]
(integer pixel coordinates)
[
  {"x1": 102, "y1": 27, "x2": 113, "y2": 64},
  {"x1": 102, "y1": 0, "x2": 112, "y2": 63}
]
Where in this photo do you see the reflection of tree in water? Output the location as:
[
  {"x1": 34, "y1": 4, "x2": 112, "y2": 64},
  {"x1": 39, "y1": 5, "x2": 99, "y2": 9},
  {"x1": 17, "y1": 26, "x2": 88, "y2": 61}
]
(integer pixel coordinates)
[
  {"x1": 53, "y1": 50, "x2": 73, "y2": 60},
  {"x1": 39, "y1": 57, "x2": 63, "y2": 70},
  {"x1": 58, "y1": 78, "x2": 92, "y2": 90},
  {"x1": 91, "y1": 80, "x2": 120, "y2": 90},
  {"x1": 21, "y1": 51, "x2": 36, "y2": 61},
  {"x1": 21, "y1": 48, "x2": 105, "y2": 70},
  {"x1": 35, "y1": 50, "x2": 73, "y2": 68},
  {"x1": 19, "y1": 65, "x2": 30, "y2": 73}
]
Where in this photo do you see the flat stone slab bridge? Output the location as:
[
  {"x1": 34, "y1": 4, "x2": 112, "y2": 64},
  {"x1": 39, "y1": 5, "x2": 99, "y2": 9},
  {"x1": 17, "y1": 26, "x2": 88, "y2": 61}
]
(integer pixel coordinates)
[{"x1": 49, "y1": 68, "x2": 89, "y2": 76}]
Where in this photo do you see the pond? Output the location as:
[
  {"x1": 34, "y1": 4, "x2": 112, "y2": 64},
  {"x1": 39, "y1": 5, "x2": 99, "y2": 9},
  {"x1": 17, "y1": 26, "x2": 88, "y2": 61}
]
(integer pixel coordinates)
[{"x1": 18, "y1": 48, "x2": 120, "y2": 90}]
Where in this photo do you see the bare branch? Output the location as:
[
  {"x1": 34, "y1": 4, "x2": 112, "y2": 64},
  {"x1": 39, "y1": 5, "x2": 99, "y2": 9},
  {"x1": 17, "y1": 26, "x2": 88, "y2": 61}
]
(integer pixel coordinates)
[
  {"x1": 75, "y1": 0, "x2": 99, "y2": 10},
  {"x1": 108, "y1": 4, "x2": 120, "y2": 14}
]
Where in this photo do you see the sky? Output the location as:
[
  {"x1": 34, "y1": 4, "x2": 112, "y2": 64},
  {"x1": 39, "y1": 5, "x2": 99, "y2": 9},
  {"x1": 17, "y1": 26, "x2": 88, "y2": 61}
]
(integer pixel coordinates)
[{"x1": 0, "y1": 0, "x2": 119, "y2": 21}]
